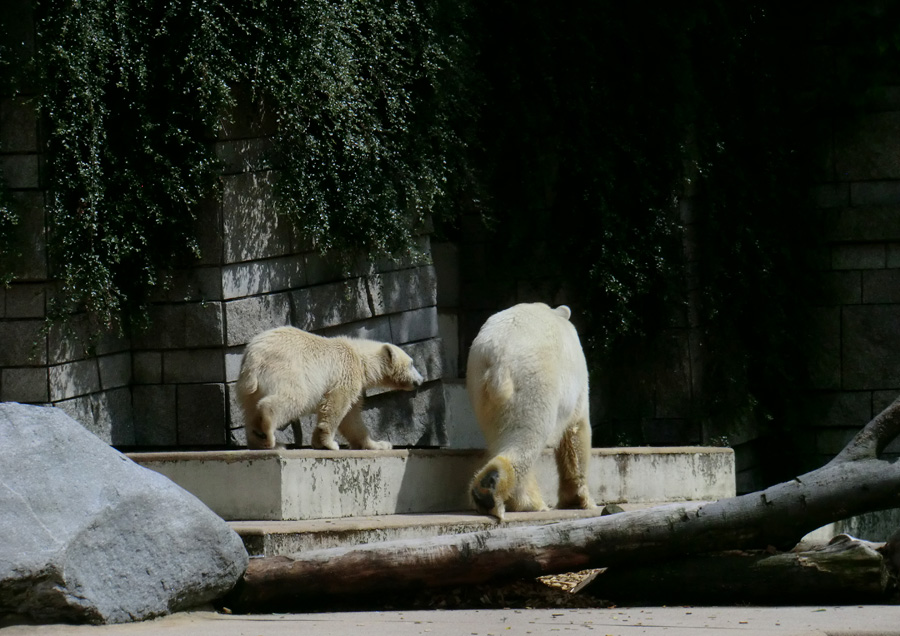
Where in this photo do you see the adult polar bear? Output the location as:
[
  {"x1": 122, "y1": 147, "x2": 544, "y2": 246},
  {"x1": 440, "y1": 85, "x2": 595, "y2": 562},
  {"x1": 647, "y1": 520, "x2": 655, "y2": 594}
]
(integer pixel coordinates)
[
  {"x1": 467, "y1": 302, "x2": 595, "y2": 519},
  {"x1": 237, "y1": 327, "x2": 424, "y2": 450}
]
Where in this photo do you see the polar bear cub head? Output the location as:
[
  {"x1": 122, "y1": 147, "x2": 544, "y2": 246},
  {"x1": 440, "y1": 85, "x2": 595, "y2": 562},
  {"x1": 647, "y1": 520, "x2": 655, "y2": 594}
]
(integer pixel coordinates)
[{"x1": 373, "y1": 342, "x2": 425, "y2": 392}]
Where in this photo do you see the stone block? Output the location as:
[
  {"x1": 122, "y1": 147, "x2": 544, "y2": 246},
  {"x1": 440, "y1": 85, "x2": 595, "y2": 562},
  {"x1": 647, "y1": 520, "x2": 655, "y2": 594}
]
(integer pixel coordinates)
[
  {"x1": 222, "y1": 254, "x2": 306, "y2": 300},
  {"x1": 4, "y1": 283, "x2": 44, "y2": 318},
  {"x1": 184, "y1": 301, "x2": 224, "y2": 347},
  {"x1": 811, "y1": 182, "x2": 849, "y2": 208},
  {"x1": 222, "y1": 171, "x2": 292, "y2": 263},
  {"x1": 0, "y1": 320, "x2": 45, "y2": 366},
  {"x1": 47, "y1": 315, "x2": 90, "y2": 364},
  {"x1": 443, "y1": 379, "x2": 485, "y2": 449},
  {"x1": 438, "y1": 312, "x2": 460, "y2": 377},
  {"x1": 835, "y1": 112, "x2": 900, "y2": 180},
  {"x1": 98, "y1": 352, "x2": 132, "y2": 390},
  {"x1": 133, "y1": 385, "x2": 177, "y2": 446},
  {"x1": 153, "y1": 267, "x2": 223, "y2": 302},
  {"x1": 361, "y1": 382, "x2": 447, "y2": 447},
  {"x1": 54, "y1": 388, "x2": 135, "y2": 446},
  {"x1": 389, "y1": 306, "x2": 439, "y2": 343},
  {"x1": 93, "y1": 330, "x2": 131, "y2": 356},
  {"x1": 808, "y1": 307, "x2": 841, "y2": 390},
  {"x1": 432, "y1": 241, "x2": 460, "y2": 307},
  {"x1": 177, "y1": 383, "x2": 227, "y2": 446},
  {"x1": 0, "y1": 154, "x2": 38, "y2": 188},
  {"x1": 225, "y1": 346, "x2": 244, "y2": 383},
  {"x1": 7, "y1": 191, "x2": 47, "y2": 280},
  {"x1": 135, "y1": 302, "x2": 224, "y2": 349},
  {"x1": 816, "y1": 427, "x2": 858, "y2": 455},
  {"x1": 94, "y1": 387, "x2": 136, "y2": 449},
  {"x1": 366, "y1": 265, "x2": 437, "y2": 315},
  {"x1": 163, "y1": 349, "x2": 225, "y2": 384},
  {"x1": 825, "y1": 206, "x2": 900, "y2": 242},
  {"x1": 888, "y1": 243, "x2": 900, "y2": 268},
  {"x1": 863, "y1": 269, "x2": 900, "y2": 303},
  {"x1": 224, "y1": 292, "x2": 291, "y2": 346},
  {"x1": 1, "y1": 366, "x2": 48, "y2": 403},
  {"x1": 214, "y1": 137, "x2": 276, "y2": 174},
  {"x1": 49, "y1": 359, "x2": 100, "y2": 401},
  {"x1": 318, "y1": 316, "x2": 393, "y2": 342},
  {"x1": 808, "y1": 391, "x2": 872, "y2": 428},
  {"x1": 831, "y1": 244, "x2": 885, "y2": 270},
  {"x1": 817, "y1": 270, "x2": 861, "y2": 305},
  {"x1": 0, "y1": 97, "x2": 38, "y2": 152},
  {"x1": 290, "y1": 279, "x2": 370, "y2": 332},
  {"x1": 851, "y1": 181, "x2": 900, "y2": 206},
  {"x1": 873, "y1": 391, "x2": 900, "y2": 416},
  {"x1": 302, "y1": 251, "x2": 372, "y2": 286},
  {"x1": 133, "y1": 351, "x2": 162, "y2": 384},
  {"x1": 842, "y1": 305, "x2": 900, "y2": 389}
]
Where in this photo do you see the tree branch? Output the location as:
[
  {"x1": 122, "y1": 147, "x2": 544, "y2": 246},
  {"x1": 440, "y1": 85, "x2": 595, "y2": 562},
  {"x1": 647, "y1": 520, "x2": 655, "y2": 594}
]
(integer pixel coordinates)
[{"x1": 829, "y1": 394, "x2": 900, "y2": 465}]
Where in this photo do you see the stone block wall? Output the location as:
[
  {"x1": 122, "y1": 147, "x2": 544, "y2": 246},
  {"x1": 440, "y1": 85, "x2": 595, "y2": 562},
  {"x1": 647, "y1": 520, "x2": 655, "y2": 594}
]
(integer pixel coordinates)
[
  {"x1": 805, "y1": 89, "x2": 900, "y2": 469},
  {"x1": 0, "y1": 12, "x2": 448, "y2": 448}
]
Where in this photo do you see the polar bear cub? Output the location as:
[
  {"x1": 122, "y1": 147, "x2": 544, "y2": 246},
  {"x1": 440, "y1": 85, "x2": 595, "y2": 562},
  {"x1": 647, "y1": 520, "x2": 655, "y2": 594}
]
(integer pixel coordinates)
[
  {"x1": 236, "y1": 326, "x2": 424, "y2": 450},
  {"x1": 467, "y1": 302, "x2": 595, "y2": 519}
]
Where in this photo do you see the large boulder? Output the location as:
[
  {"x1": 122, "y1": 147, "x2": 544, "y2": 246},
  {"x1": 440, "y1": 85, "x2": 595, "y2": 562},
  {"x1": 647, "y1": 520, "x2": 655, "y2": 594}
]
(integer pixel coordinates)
[{"x1": 0, "y1": 403, "x2": 249, "y2": 624}]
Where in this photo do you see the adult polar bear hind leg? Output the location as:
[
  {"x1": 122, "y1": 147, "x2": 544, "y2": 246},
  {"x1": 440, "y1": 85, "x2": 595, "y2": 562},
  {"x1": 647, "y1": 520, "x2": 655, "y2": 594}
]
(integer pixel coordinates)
[
  {"x1": 237, "y1": 326, "x2": 424, "y2": 450},
  {"x1": 467, "y1": 303, "x2": 595, "y2": 520}
]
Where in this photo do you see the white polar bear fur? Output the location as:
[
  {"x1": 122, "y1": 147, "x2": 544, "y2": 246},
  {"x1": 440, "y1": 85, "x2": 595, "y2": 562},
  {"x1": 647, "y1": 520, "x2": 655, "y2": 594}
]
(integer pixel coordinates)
[
  {"x1": 467, "y1": 302, "x2": 595, "y2": 519},
  {"x1": 236, "y1": 326, "x2": 424, "y2": 450}
]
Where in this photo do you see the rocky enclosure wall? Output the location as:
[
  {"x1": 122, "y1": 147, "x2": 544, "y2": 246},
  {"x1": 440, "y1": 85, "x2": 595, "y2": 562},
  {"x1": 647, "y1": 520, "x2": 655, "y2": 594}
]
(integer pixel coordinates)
[{"x1": 0, "y1": 83, "x2": 447, "y2": 449}]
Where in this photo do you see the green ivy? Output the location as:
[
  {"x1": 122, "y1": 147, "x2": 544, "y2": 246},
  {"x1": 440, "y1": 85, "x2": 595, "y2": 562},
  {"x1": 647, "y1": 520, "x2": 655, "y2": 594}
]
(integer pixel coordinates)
[{"x1": 7, "y1": 0, "x2": 469, "y2": 331}]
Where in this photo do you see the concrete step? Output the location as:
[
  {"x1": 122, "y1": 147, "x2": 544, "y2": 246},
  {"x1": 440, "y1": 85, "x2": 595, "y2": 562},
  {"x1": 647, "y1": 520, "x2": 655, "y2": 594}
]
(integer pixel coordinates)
[
  {"x1": 229, "y1": 505, "x2": 658, "y2": 556},
  {"x1": 129, "y1": 446, "x2": 735, "y2": 521}
]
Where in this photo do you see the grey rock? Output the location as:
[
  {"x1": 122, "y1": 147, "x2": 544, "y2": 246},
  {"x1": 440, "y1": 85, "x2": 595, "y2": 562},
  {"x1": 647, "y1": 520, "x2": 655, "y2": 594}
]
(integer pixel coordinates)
[{"x1": 0, "y1": 403, "x2": 248, "y2": 624}]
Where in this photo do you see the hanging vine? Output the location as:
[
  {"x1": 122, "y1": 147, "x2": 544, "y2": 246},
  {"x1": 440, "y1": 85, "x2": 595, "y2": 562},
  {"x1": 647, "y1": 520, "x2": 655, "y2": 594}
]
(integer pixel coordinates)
[{"x1": 3, "y1": 0, "x2": 470, "y2": 332}]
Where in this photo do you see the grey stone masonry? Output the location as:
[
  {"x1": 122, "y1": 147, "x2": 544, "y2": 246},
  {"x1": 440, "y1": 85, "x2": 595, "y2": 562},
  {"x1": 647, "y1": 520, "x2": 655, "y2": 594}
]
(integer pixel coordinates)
[
  {"x1": 0, "y1": 76, "x2": 450, "y2": 450},
  {"x1": 805, "y1": 80, "x2": 900, "y2": 470}
]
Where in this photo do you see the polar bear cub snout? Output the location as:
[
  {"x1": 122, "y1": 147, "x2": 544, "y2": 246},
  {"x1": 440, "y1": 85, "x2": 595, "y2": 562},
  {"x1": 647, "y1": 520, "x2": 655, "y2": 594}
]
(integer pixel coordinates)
[{"x1": 236, "y1": 326, "x2": 424, "y2": 450}]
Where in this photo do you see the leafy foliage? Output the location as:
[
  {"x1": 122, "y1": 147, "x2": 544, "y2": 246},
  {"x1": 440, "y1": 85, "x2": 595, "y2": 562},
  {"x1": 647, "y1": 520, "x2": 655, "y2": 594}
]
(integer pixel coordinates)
[{"x1": 10, "y1": 0, "x2": 469, "y2": 331}]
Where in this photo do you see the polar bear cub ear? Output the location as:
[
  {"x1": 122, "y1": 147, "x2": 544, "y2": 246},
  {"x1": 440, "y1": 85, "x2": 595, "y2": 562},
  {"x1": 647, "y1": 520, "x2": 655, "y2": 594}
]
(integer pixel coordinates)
[{"x1": 554, "y1": 305, "x2": 572, "y2": 320}]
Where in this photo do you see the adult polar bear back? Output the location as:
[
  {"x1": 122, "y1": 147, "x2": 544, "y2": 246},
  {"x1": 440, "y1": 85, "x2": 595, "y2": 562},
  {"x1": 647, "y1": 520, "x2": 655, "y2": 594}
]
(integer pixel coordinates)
[
  {"x1": 237, "y1": 327, "x2": 424, "y2": 450},
  {"x1": 467, "y1": 303, "x2": 594, "y2": 520}
]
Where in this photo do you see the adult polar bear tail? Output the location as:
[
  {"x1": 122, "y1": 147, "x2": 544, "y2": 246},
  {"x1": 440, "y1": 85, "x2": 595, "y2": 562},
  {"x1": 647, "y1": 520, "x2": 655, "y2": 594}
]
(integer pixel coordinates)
[{"x1": 467, "y1": 302, "x2": 594, "y2": 520}]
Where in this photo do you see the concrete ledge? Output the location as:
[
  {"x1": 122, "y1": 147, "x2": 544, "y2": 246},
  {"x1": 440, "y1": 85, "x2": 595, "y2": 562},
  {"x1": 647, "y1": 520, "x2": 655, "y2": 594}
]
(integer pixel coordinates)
[
  {"x1": 230, "y1": 505, "x2": 667, "y2": 556},
  {"x1": 129, "y1": 447, "x2": 735, "y2": 522}
]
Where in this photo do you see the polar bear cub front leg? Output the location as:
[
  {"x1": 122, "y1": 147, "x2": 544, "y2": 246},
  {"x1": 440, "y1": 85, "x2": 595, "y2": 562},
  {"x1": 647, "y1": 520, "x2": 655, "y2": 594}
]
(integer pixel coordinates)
[
  {"x1": 467, "y1": 302, "x2": 595, "y2": 520},
  {"x1": 237, "y1": 326, "x2": 424, "y2": 450}
]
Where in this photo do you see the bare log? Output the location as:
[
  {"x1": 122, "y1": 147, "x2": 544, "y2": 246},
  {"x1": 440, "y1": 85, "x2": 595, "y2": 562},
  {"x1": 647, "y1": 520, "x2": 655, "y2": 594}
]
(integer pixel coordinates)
[
  {"x1": 583, "y1": 534, "x2": 894, "y2": 605},
  {"x1": 226, "y1": 396, "x2": 900, "y2": 611}
]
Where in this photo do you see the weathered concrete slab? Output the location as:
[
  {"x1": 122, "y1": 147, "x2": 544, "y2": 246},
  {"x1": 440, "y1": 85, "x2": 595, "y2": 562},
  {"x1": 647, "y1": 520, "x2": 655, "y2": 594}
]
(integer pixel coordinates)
[
  {"x1": 130, "y1": 447, "x2": 735, "y2": 522},
  {"x1": 231, "y1": 506, "x2": 658, "y2": 556}
]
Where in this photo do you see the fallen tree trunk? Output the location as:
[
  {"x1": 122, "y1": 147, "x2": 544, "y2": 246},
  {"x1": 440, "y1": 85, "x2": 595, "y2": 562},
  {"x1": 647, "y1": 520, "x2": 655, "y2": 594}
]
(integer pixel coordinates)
[
  {"x1": 226, "y1": 395, "x2": 900, "y2": 611},
  {"x1": 582, "y1": 534, "x2": 894, "y2": 605}
]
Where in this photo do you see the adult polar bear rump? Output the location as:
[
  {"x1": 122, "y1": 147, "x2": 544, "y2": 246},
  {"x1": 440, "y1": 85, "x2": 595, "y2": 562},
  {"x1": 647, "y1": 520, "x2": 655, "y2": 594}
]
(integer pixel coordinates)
[
  {"x1": 467, "y1": 302, "x2": 595, "y2": 520},
  {"x1": 237, "y1": 326, "x2": 424, "y2": 450}
]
